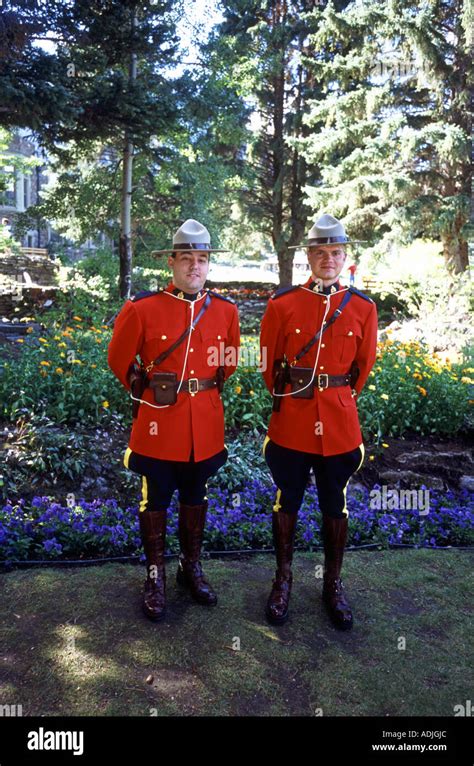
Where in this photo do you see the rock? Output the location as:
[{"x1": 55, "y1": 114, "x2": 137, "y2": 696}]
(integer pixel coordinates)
[
  {"x1": 378, "y1": 469, "x2": 444, "y2": 490},
  {"x1": 459, "y1": 475, "x2": 474, "y2": 492}
]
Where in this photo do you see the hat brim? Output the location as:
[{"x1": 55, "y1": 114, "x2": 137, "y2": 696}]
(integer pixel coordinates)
[
  {"x1": 288, "y1": 240, "x2": 365, "y2": 249},
  {"x1": 151, "y1": 248, "x2": 230, "y2": 255}
]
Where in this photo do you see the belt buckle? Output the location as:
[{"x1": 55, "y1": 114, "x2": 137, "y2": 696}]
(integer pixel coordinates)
[
  {"x1": 188, "y1": 378, "x2": 199, "y2": 394},
  {"x1": 317, "y1": 373, "x2": 329, "y2": 390}
]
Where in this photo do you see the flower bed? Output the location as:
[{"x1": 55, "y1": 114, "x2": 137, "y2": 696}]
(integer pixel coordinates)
[{"x1": 1, "y1": 483, "x2": 472, "y2": 565}]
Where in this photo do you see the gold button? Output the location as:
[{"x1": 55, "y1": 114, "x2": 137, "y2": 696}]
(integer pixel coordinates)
[
  {"x1": 323, "y1": 299, "x2": 327, "y2": 304},
  {"x1": 190, "y1": 348, "x2": 194, "y2": 352},
  {"x1": 161, "y1": 334, "x2": 167, "y2": 340},
  {"x1": 190, "y1": 393, "x2": 195, "y2": 397},
  {"x1": 161, "y1": 384, "x2": 167, "y2": 390},
  {"x1": 321, "y1": 343, "x2": 325, "y2": 348},
  {"x1": 295, "y1": 328, "x2": 301, "y2": 334},
  {"x1": 217, "y1": 335, "x2": 221, "y2": 339},
  {"x1": 320, "y1": 366, "x2": 324, "y2": 370},
  {"x1": 348, "y1": 330, "x2": 353, "y2": 336},
  {"x1": 190, "y1": 370, "x2": 195, "y2": 374},
  {"x1": 298, "y1": 379, "x2": 303, "y2": 384}
]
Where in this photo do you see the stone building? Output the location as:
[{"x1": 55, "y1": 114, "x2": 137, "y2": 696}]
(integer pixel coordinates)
[{"x1": 0, "y1": 130, "x2": 51, "y2": 249}]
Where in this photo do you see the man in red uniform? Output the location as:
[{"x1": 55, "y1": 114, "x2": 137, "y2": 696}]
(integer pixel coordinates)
[
  {"x1": 108, "y1": 219, "x2": 240, "y2": 621},
  {"x1": 260, "y1": 214, "x2": 377, "y2": 630}
]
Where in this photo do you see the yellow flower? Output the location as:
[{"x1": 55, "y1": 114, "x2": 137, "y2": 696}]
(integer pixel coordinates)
[
  {"x1": 95, "y1": 338, "x2": 102, "y2": 344},
  {"x1": 91, "y1": 363, "x2": 97, "y2": 368},
  {"x1": 368, "y1": 384, "x2": 376, "y2": 390},
  {"x1": 71, "y1": 359, "x2": 82, "y2": 365},
  {"x1": 26, "y1": 327, "x2": 33, "y2": 334},
  {"x1": 54, "y1": 335, "x2": 61, "y2": 340},
  {"x1": 369, "y1": 455, "x2": 375, "y2": 461},
  {"x1": 380, "y1": 393, "x2": 389, "y2": 400},
  {"x1": 58, "y1": 342, "x2": 67, "y2": 348},
  {"x1": 235, "y1": 386, "x2": 242, "y2": 394},
  {"x1": 249, "y1": 390, "x2": 255, "y2": 396},
  {"x1": 38, "y1": 337, "x2": 48, "y2": 343},
  {"x1": 462, "y1": 367, "x2": 474, "y2": 374},
  {"x1": 102, "y1": 400, "x2": 109, "y2": 408},
  {"x1": 417, "y1": 386, "x2": 427, "y2": 396},
  {"x1": 55, "y1": 367, "x2": 64, "y2": 374},
  {"x1": 60, "y1": 352, "x2": 65, "y2": 358},
  {"x1": 369, "y1": 370, "x2": 375, "y2": 377},
  {"x1": 382, "y1": 443, "x2": 389, "y2": 448},
  {"x1": 413, "y1": 372, "x2": 423, "y2": 380},
  {"x1": 40, "y1": 360, "x2": 50, "y2": 366},
  {"x1": 461, "y1": 376, "x2": 474, "y2": 385},
  {"x1": 16, "y1": 338, "x2": 24, "y2": 343},
  {"x1": 73, "y1": 316, "x2": 82, "y2": 321}
]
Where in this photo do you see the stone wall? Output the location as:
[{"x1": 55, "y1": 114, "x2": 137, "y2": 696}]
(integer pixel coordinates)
[{"x1": 0, "y1": 252, "x2": 59, "y2": 317}]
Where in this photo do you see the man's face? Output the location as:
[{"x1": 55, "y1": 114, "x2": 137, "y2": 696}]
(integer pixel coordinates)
[
  {"x1": 307, "y1": 244, "x2": 346, "y2": 284},
  {"x1": 168, "y1": 250, "x2": 210, "y2": 293}
]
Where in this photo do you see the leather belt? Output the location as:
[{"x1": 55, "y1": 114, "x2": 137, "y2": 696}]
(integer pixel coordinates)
[
  {"x1": 180, "y1": 377, "x2": 217, "y2": 394},
  {"x1": 144, "y1": 376, "x2": 217, "y2": 394},
  {"x1": 290, "y1": 367, "x2": 351, "y2": 390}
]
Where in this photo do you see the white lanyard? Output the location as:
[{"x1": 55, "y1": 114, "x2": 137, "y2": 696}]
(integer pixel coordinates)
[{"x1": 272, "y1": 285, "x2": 350, "y2": 399}]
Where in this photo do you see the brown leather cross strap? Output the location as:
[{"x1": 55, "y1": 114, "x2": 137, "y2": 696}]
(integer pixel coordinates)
[
  {"x1": 292, "y1": 288, "x2": 354, "y2": 364},
  {"x1": 144, "y1": 292, "x2": 212, "y2": 373}
]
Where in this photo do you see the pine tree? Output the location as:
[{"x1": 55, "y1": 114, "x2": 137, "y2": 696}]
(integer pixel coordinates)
[
  {"x1": 298, "y1": 0, "x2": 471, "y2": 273},
  {"x1": 210, "y1": 0, "x2": 337, "y2": 285}
]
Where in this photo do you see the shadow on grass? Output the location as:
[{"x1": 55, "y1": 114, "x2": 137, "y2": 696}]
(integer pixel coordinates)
[{"x1": 0, "y1": 550, "x2": 472, "y2": 716}]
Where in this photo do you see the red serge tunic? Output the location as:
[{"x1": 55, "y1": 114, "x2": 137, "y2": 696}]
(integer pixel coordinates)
[
  {"x1": 108, "y1": 282, "x2": 240, "y2": 463},
  {"x1": 260, "y1": 277, "x2": 378, "y2": 456}
]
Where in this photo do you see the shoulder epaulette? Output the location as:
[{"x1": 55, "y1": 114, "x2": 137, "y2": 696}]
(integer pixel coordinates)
[
  {"x1": 271, "y1": 285, "x2": 299, "y2": 300},
  {"x1": 130, "y1": 289, "x2": 163, "y2": 303},
  {"x1": 207, "y1": 290, "x2": 236, "y2": 304},
  {"x1": 348, "y1": 286, "x2": 374, "y2": 303}
]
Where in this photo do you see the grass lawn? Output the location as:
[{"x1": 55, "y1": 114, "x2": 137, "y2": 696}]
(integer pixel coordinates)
[{"x1": 0, "y1": 549, "x2": 472, "y2": 717}]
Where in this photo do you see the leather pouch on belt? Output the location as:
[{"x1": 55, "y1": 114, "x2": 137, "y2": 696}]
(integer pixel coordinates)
[
  {"x1": 288, "y1": 367, "x2": 314, "y2": 399},
  {"x1": 149, "y1": 372, "x2": 178, "y2": 405}
]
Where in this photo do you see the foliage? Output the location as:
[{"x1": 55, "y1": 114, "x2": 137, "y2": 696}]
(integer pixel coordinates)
[
  {"x1": 297, "y1": 0, "x2": 470, "y2": 272},
  {"x1": 1, "y1": 482, "x2": 472, "y2": 563},
  {"x1": 357, "y1": 338, "x2": 473, "y2": 439}
]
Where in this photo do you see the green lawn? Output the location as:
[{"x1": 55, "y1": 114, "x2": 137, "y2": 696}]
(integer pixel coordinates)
[{"x1": 0, "y1": 550, "x2": 472, "y2": 716}]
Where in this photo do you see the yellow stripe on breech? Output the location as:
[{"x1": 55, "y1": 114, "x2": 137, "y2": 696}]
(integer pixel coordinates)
[
  {"x1": 123, "y1": 447, "x2": 132, "y2": 468},
  {"x1": 263, "y1": 436, "x2": 282, "y2": 513},
  {"x1": 139, "y1": 476, "x2": 149, "y2": 513},
  {"x1": 341, "y1": 443, "x2": 365, "y2": 518}
]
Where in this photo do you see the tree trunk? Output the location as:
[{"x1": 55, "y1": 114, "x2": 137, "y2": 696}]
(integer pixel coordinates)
[
  {"x1": 442, "y1": 234, "x2": 468, "y2": 273},
  {"x1": 119, "y1": 9, "x2": 137, "y2": 300}
]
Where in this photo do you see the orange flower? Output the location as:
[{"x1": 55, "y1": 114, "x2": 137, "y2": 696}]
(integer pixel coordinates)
[{"x1": 417, "y1": 386, "x2": 427, "y2": 396}]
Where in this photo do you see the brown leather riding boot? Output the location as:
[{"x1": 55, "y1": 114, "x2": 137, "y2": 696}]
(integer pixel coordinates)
[
  {"x1": 176, "y1": 500, "x2": 217, "y2": 605},
  {"x1": 322, "y1": 515, "x2": 353, "y2": 630},
  {"x1": 265, "y1": 511, "x2": 297, "y2": 625},
  {"x1": 138, "y1": 509, "x2": 167, "y2": 621}
]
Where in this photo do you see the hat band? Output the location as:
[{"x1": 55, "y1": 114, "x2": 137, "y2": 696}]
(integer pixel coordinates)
[
  {"x1": 308, "y1": 236, "x2": 348, "y2": 245},
  {"x1": 173, "y1": 242, "x2": 211, "y2": 250}
]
